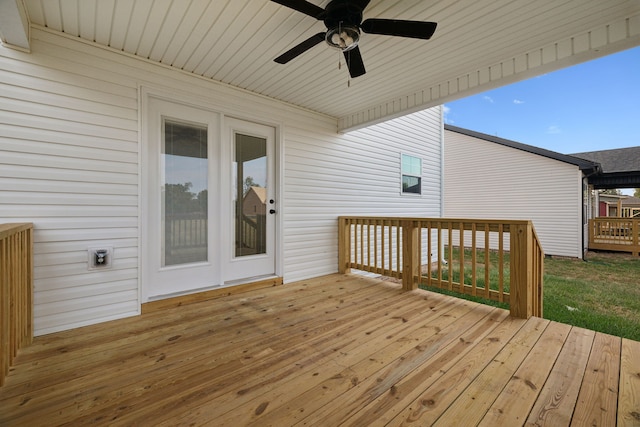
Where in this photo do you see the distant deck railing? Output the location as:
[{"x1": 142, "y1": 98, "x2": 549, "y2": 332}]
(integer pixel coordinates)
[
  {"x1": 165, "y1": 214, "x2": 208, "y2": 252},
  {"x1": 338, "y1": 217, "x2": 544, "y2": 319},
  {"x1": 0, "y1": 223, "x2": 33, "y2": 387},
  {"x1": 589, "y1": 218, "x2": 640, "y2": 256}
]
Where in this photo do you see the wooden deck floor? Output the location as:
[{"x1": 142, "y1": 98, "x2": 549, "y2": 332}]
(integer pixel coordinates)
[{"x1": 1, "y1": 274, "x2": 639, "y2": 426}]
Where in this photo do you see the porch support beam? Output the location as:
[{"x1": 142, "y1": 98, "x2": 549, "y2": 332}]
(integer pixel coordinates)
[
  {"x1": 338, "y1": 217, "x2": 351, "y2": 274},
  {"x1": 401, "y1": 220, "x2": 419, "y2": 291},
  {"x1": 338, "y1": 14, "x2": 640, "y2": 132},
  {"x1": 0, "y1": 0, "x2": 31, "y2": 52},
  {"x1": 510, "y1": 222, "x2": 534, "y2": 319}
]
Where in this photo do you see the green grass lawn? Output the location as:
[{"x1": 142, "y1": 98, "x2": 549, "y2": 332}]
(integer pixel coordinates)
[
  {"x1": 420, "y1": 249, "x2": 640, "y2": 341},
  {"x1": 543, "y1": 252, "x2": 640, "y2": 341}
]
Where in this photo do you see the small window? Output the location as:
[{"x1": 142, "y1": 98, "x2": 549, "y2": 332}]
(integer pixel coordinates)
[{"x1": 401, "y1": 154, "x2": 422, "y2": 194}]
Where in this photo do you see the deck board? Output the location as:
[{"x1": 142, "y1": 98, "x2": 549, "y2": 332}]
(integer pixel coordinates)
[
  {"x1": 373, "y1": 314, "x2": 527, "y2": 426},
  {"x1": 0, "y1": 273, "x2": 638, "y2": 426},
  {"x1": 525, "y1": 327, "x2": 596, "y2": 426},
  {"x1": 477, "y1": 321, "x2": 572, "y2": 426},
  {"x1": 619, "y1": 339, "x2": 640, "y2": 427},
  {"x1": 572, "y1": 332, "x2": 622, "y2": 426}
]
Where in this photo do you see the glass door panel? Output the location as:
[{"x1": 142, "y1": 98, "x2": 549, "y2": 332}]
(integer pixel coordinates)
[
  {"x1": 162, "y1": 119, "x2": 208, "y2": 266},
  {"x1": 234, "y1": 133, "x2": 267, "y2": 258},
  {"x1": 144, "y1": 96, "x2": 220, "y2": 302}
]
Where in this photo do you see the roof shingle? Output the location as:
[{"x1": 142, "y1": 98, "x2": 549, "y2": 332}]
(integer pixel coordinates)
[{"x1": 571, "y1": 147, "x2": 640, "y2": 174}]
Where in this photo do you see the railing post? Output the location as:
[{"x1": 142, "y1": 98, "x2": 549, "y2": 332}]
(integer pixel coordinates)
[
  {"x1": 510, "y1": 222, "x2": 533, "y2": 319},
  {"x1": 338, "y1": 217, "x2": 351, "y2": 274},
  {"x1": 401, "y1": 220, "x2": 419, "y2": 291},
  {"x1": 26, "y1": 226, "x2": 33, "y2": 343},
  {"x1": 633, "y1": 219, "x2": 639, "y2": 256}
]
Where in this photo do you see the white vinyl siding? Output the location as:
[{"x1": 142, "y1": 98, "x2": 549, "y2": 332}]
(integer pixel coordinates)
[
  {"x1": 284, "y1": 108, "x2": 442, "y2": 280},
  {"x1": 444, "y1": 129, "x2": 583, "y2": 258},
  {"x1": 0, "y1": 28, "x2": 442, "y2": 335},
  {"x1": 1, "y1": 33, "x2": 139, "y2": 335}
]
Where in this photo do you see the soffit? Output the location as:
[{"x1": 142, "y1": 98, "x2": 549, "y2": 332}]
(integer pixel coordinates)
[{"x1": 18, "y1": 0, "x2": 640, "y2": 131}]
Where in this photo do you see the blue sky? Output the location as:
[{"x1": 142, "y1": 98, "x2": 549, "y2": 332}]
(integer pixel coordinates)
[{"x1": 444, "y1": 46, "x2": 640, "y2": 156}]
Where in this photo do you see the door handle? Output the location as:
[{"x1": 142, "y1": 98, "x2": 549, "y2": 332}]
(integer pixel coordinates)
[{"x1": 269, "y1": 209, "x2": 276, "y2": 214}]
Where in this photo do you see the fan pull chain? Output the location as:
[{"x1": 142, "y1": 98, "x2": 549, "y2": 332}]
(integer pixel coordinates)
[{"x1": 338, "y1": 51, "x2": 351, "y2": 88}]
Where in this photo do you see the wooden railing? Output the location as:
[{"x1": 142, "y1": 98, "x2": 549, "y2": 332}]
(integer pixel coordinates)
[
  {"x1": 589, "y1": 218, "x2": 640, "y2": 256},
  {"x1": 621, "y1": 206, "x2": 640, "y2": 218},
  {"x1": 165, "y1": 214, "x2": 208, "y2": 252},
  {"x1": 338, "y1": 217, "x2": 544, "y2": 319},
  {"x1": 0, "y1": 223, "x2": 33, "y2": 387},
  {"x1": 239, "y1": 214, "x2": 266, "y2": 254}
]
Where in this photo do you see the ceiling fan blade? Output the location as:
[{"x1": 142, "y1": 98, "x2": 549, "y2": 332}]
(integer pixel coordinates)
[
  {"x1": 274, "y1": 32, "x2": 326, "y2": 64},
  {"x1": 270, "y1": 0, "x2": 325, "y2": 19},
  {"x1": 361, "y1": 19, "x2": 437, "y2": 39},
  {"x1": 343, "y1": 46, "x2": 366, "y2": 78}
]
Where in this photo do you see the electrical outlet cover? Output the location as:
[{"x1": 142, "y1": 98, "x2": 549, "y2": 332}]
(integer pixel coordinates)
[{"x1": 87, "y1": 246, "x2": 113, "y2": 270}]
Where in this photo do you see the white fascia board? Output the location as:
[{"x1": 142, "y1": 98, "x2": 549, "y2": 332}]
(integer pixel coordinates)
[{"x1": 0, "y1": 0, "x2": 31, "y2": 51}]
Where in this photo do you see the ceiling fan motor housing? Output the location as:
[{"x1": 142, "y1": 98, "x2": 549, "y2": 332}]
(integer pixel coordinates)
[
  {"x1": 323, "y1": 0, "x2": 364, "y2": 51},
  {"x1": 323, "y1": 0, "x2": 364, "y2": 29}
]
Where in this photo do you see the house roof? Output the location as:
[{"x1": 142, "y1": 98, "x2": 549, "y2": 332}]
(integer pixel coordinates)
[
  {"x1": 572, "y1": 147, "x2": 640, "y2": 189},
  {"x1": 570, "y1": 147, "x2": 640, "y2": 174},
  {"x1": 1, "y1": 0, "x2": 639, "y2": 132},
  {"x1": 248, "y1": 187, "x2": 268, "y2": 204},
  {"x1": 444, "y1": 125, "x2": 640, "y2": 189},
  {"x1": 444, "y1": 125, "x2": 602, "y2": 174},
  {"x1": 622, "y1": 196, "x2": 640, "y2": 206}
]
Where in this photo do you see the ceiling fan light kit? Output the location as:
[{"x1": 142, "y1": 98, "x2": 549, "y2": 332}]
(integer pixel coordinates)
[
  {"x1": 326, "y1": 25, "x2": 360, "y2": 51},
  {"x1": 271, "y1": 0, "x2": 438, "y2": 78}
]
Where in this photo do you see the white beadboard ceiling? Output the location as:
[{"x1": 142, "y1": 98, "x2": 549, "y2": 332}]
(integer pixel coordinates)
[{"x1": 9, "y1": 0, "x2": 640, "y2": 131}]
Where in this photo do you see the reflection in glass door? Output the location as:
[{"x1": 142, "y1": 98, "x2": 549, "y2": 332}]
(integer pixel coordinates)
[
  {"x1": 162, "y1": 119, "x2": 208, "y2": 266},
  {"x1": 234, "y1": 133, "x2": 267, "y2": 258}
]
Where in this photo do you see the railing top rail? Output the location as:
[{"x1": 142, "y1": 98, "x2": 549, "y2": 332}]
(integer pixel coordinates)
[
  {"x1": 592, "y1": 217, "x2": 640, "y2": 221},
  {"x1": 339, "y1": 216, "x2": 534, "y2": 226},
  {"x1": 0, "y1": 223, "x2": 33, "y2": 240}
]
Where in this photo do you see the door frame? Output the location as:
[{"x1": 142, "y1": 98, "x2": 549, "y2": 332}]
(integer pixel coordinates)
[{"x1": 140, "y1": 87, "x2": 283, "y2": 302}]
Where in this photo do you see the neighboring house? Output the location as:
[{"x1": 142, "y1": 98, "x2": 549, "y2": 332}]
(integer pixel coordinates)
[
  {"x1": 444, "y1": 126, "x2": 640, "y2": 258},
  {"x1": 597, "y1": 193, "x2": 627, "y2": 217},
  {"x1": 596, "y1": 193, "x2": 640, "y2": 217},
  {"x1": 1, "y1": 1, "x2": 638, "y2": 336},
  {"x1": 571, "y1": 147, "x2": 640, "y2": 218},
  {"x1": 444, "y1": 125, "x2": 600, "y2": 258},
  {"x1": 571, "y1": 147, "x2": 640, "y2": 190},
  {"x1": 243, "y1": 186, "x2": 267, "y2": 217},
  {"x1": 621, "y1": 196, "x2": 640, "y2": 218}
]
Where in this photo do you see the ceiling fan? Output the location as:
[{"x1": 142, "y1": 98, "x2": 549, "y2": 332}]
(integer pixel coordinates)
[{"x1": 271, "y1": 0, "x2": 437, "y2": 78}]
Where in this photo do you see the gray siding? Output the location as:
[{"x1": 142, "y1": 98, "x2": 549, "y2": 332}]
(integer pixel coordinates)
[
  {"x1": 444, "y1": 129, "x2": 583, "y2": 258},
  {"x1": 0, "y1": 28, "x2": 442, "y2": 335}
]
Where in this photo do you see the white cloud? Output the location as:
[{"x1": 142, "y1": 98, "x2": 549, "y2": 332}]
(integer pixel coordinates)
[
  {"x1": 513, "y1": 99, "x2": 525, "y2": 104},
  {"x1": 483, "y1": 96, "x2": 494, "y2": 103},
  {"x1": 547, "y1": 125, "x2": 562, "y2": 134},
  {"x1": 443, "y1": 105, "x2": 454, "y2": 124}
]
